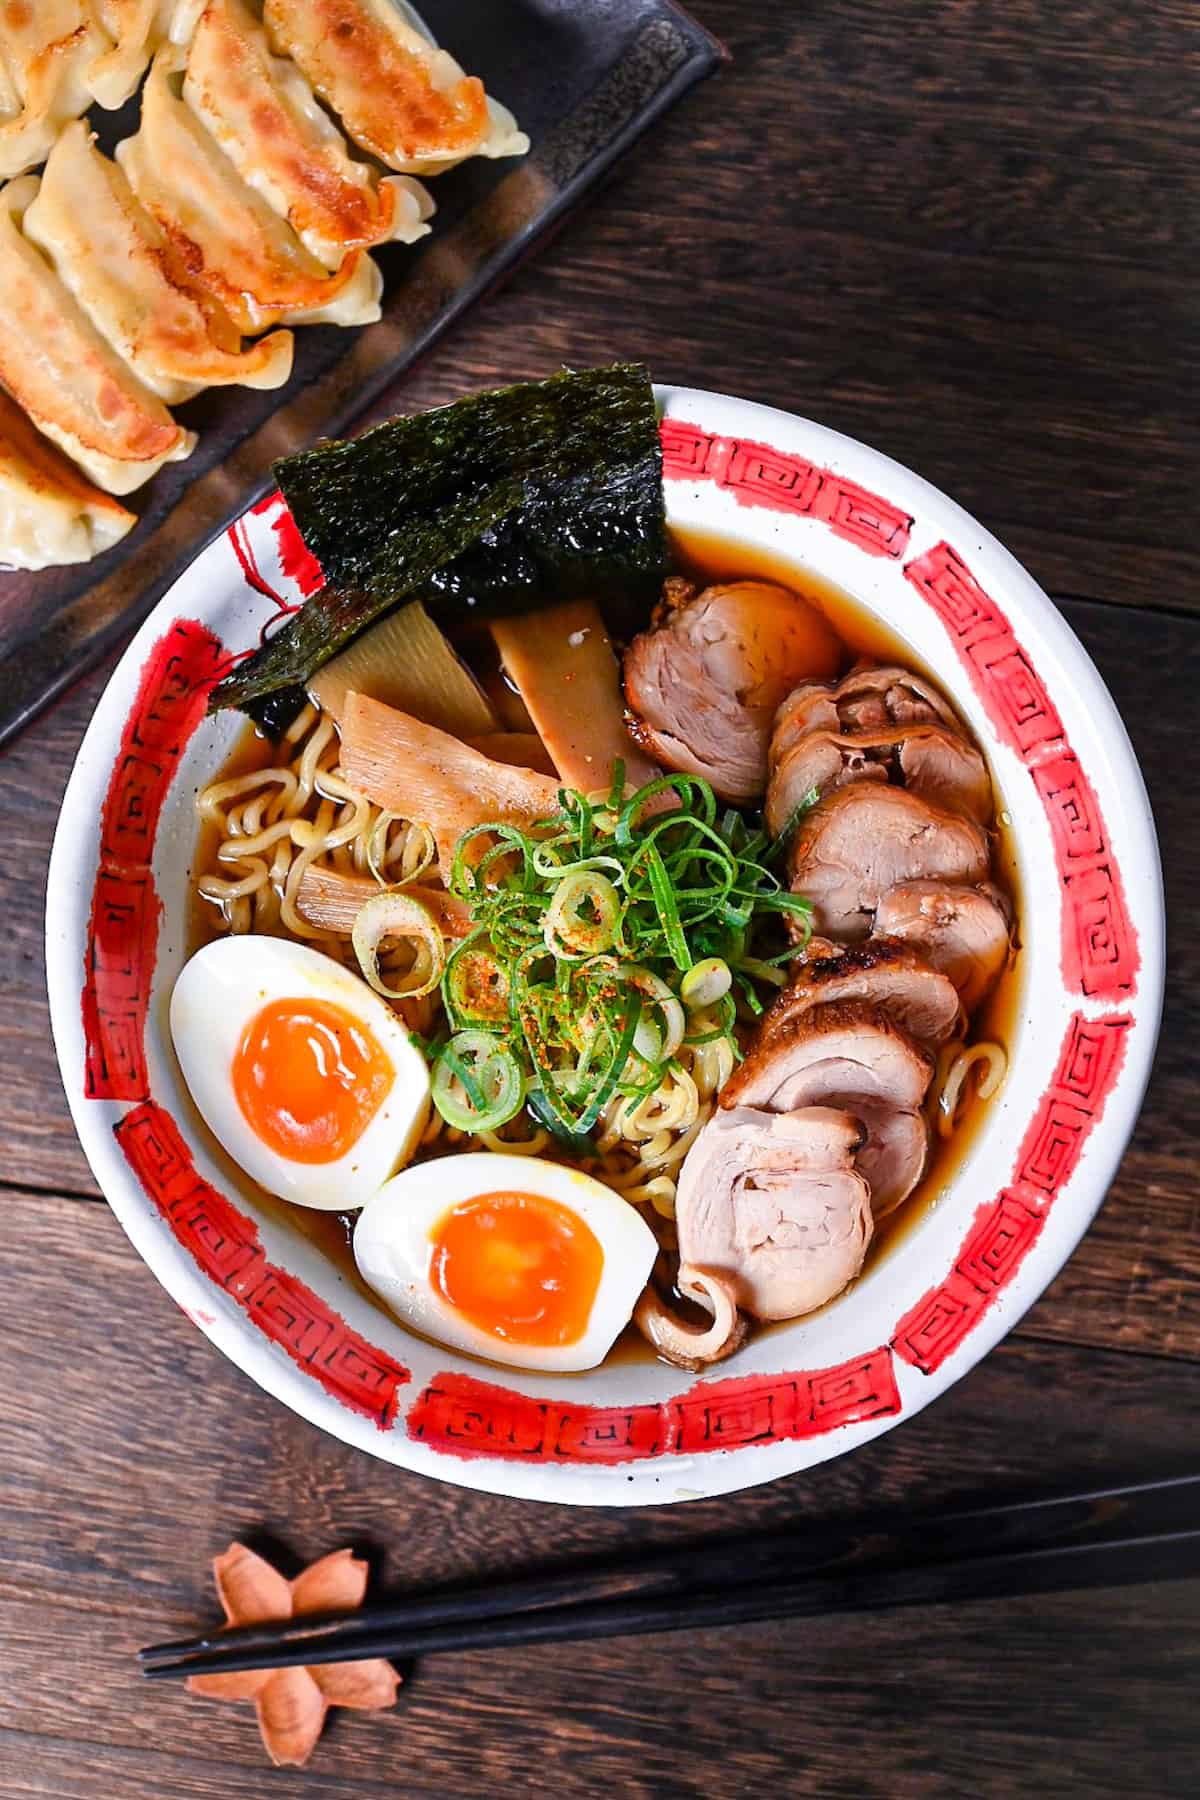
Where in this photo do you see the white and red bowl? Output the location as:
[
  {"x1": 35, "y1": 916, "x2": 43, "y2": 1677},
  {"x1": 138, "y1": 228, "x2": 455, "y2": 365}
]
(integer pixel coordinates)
[{"x1": 46, "y1": 387, "x2": 1163, "y2": 1505}]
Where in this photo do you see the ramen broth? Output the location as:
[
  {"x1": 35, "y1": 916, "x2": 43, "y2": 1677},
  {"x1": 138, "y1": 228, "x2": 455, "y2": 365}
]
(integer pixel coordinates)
[{"x1": 185, "y1": 531, "x2": 1023, "y2": 1364}]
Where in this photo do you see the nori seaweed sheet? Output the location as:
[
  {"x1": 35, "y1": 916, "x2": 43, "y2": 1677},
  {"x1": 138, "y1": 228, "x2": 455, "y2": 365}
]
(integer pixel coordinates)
[{"x1": 209, "y1": 363, "x2": 666, "y2": 719}]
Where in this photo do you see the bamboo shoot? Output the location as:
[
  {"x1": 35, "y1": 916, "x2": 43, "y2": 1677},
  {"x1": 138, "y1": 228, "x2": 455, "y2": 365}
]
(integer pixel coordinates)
[{"x1": 490, "y1": 599, "x2": 661, "y2": 796}]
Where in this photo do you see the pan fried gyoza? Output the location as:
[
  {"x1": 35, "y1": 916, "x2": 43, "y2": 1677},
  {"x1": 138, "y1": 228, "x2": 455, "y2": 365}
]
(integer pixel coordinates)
[
  {"x1": 117, "y1": 49, "x2": 383, "y2": 334},
  {"x1": 0, "y1": 0, "x2": 106, "y2": 178},
  {"x1": 0, "y1": 176, "x2": 194, "y2": 493},
  {"x1": 262, "y1": 0, "x2": 529, "y2": 177},
  {"x1": 85, "y1": 0, "x2": 205, "y2": 110},
  {"x1": 183, "y1": 0, "x2": 433, "y2": 267},
  {"x1": 25, "y1": 122, "x2": 294, "y2": 405},
  {"x1": 0, "y1": 0, "x2": 530, "y2": 563},
  {"x1": 0, "y1": 388, "x2": 134, "y2": 568}
]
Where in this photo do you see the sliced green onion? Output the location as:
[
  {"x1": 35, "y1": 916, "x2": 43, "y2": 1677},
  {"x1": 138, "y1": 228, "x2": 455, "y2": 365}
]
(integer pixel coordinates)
[
  {"x1": 573, "y1": 992, "x2": 642, "y2": 1134},
  {"x1": 684, "y1": 991, "x2": 739, "y2": 1045},
  {"x1": 719, "y1": 897, "x2": 755, "y2": 930},
  {"x1": 433, "y1": 767, "x2": 824, "y2": 1146},
  {"x1": 631, "y1": 1014, "x2": 664, "y2": 1065},
  {"x1": 616, "y1": 1063, "x2": 668, "y2": 1102},
  {"x1": 438, "y1": 1040, "x2": 486, "y2": 1113},
  {"x1": 732, "y1": 969, "x2": 766, "y2": 1016},
  {"x1": 642, "y1": 843, "x2": 691, "y2": 970},
  {"x1": 366, "y1": 812, "x2": 435, "y2": 888},
  {"x1": 615, "y1": 772, "x2": 714, "y2": 842},
  {"x1": 759, "y1": 890, "x2": 813, "y2": 918},
  {"x1": 530, "y1": 844, "x2": 624, "y2": 882},
  {"x1": 617, "y1": 963, "x2": 685, "y2": 1061},
  {"x1": 449, "y1": 821, "x2": 540, "y2": 898},
  {"x1": 680, "y1": 956, "x2": 732, "y2": 1009},
  {"x1": 543, "y1": 870, "x2": 621, "y2": 957},
  {"x1": 352, "y1": 890, "x2": 445, "y2": 999},
  {"x1": 431, "y1": 1031, "x2": 525, "y2": 1132},
  {"x1": 732, "y1": 955, "x2": 788, "y2": 989},
  {"x1": 772, "y1": 785, "x2": 821, "y2": 853},
  {"x1": 444, "y1": 930, "x2": 511, "y2": 1027},
  {"x1": 526, "y1": 1085, "x2": 598, "y2": 1153},
  {"x1": 555, "y1": 788, "x2": 593, "y2": 850}
]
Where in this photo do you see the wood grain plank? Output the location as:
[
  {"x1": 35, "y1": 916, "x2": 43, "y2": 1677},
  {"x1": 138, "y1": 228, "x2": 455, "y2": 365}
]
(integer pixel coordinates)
[
  {"x1": 1, "y1": 1189, "x2": 1199, "y2": 1799},
  {"x1": 795, "y1": 0, "x2": 1200, "y2": 135},
  {"x1": 1, "y1": 1579, "x2": 1198, "y2": 1800}
]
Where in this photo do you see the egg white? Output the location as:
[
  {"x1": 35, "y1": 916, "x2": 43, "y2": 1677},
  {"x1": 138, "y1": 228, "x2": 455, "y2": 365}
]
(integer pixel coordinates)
[
  {"x1": 354, "y1": 1153, "x2": 659, "y2": 1372},
  {"x1": 170, "y1": 935, "x2": 430, "y2": 1209}
]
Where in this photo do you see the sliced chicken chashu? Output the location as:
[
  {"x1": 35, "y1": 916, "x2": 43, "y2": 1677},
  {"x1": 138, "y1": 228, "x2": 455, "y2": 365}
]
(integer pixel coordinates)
[
  {"x1": 764, "y1": 939, "x2": 963, "y2": 1049},
  {"x1": 338, "y1": 690, "x2": 561, "y2": 872},
  {"x1": 725, "y1": 999, "x2": 934, "y2": 1112},
  {"x1": 873, "y1": 880, "x2": 1012, "y2": 1014},
  {"x1": 675, "y1": 1106, "x2": 873, "y2": 1320},
  {"x1": 818, "y1": 663, "x2": 960, "y2": 735},
  {"x1": 787, "y1": 784, "x2": 990, "y2": 941},
  {"x1": 624, "y1": 579, "x2": 841, "y2": 804},
  {"x1": 768, "y1": 661, "x2": 991, "y2": 828},
  {"x1": 722, "y1": 999, "x2": 933, "y2": 1217},
  {"x1": 767, "y1": 721, "x2": 991, "y2": 830}
]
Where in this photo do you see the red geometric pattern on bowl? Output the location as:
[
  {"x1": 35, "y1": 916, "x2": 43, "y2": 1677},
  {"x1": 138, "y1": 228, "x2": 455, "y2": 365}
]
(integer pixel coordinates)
[
  {"x1": 78, "y1": 423, "x2": 1141, "y2": 1466},
  {"x1": 82, "y1": 621, "x2": 226, "y2": 1101},
  {"x1": 407, "y1": 1351, "x2": 901, "y2": 1466},
  {"x1": 891, "y1": 1010, "x2": 1131, "y2": 1376},
  {"x1": 659, "y1": 419, "x2": 913, "y2": 560},
  {"x1": 904, "y1": 542, "x2": 1138, "y2": 1003},
  {"x1": 114, "y1": 1095, "x2": 409, "y2": 1428}
]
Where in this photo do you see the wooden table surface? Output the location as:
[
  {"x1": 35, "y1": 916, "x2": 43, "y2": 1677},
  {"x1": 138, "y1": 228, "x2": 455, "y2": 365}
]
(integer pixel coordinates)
[{"x1": 3, "y1": 3, "x2": 1197, "y2": 1795}]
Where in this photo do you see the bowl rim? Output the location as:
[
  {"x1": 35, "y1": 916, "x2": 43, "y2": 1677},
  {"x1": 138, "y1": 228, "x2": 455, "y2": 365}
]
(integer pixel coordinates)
[{"x1": 46, "y1": 382, "x2": 1165, "y2": 1506}]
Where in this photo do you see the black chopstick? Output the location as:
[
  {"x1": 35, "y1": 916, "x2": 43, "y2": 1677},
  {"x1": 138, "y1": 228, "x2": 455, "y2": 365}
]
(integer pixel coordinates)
[
  {"x1": 139, "y1": 1472, "x2": 1200, "y2": 1678},
  {"x1": 142, "y1": 1527, "x2": 1200, "y2": 1676}
]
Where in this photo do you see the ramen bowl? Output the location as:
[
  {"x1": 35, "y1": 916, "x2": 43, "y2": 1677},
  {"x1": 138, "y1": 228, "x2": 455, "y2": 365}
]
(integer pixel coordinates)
[{"x1": 46, "y1": 386, "x2": 1163, "y2": 1505}]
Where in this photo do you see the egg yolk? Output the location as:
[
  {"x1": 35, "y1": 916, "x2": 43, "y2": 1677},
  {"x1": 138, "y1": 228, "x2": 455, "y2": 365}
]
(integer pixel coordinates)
[
  {"x1": 232, "y1": 997, "x2": 393, "y2": 1164},
  {"x1": 430, "y1": 1190, "x2": 604, "y2": 1347}
]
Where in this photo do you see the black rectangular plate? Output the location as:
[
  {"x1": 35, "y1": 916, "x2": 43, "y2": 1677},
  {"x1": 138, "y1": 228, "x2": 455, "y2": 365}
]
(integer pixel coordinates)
[{"x1": 0, "y1": 0, "x2": 723, "y2": 748}]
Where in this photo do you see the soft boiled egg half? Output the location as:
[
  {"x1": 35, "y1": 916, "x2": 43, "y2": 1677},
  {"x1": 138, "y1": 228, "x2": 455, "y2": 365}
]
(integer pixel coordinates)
[
  {"x1": 170, "y1": 936, "x2": 430, "y2": 1209},
  {"x1": 354, "y1": 1154, "x2": 659, "y2": 1372}
]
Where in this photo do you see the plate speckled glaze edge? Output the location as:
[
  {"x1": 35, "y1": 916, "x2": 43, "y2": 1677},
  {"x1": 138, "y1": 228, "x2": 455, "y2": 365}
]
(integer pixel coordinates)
[{"x1": 46, "y1": 386, "x2": 1164, "y2": 1506}]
